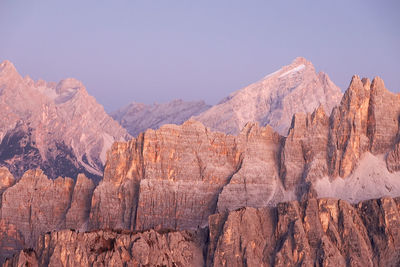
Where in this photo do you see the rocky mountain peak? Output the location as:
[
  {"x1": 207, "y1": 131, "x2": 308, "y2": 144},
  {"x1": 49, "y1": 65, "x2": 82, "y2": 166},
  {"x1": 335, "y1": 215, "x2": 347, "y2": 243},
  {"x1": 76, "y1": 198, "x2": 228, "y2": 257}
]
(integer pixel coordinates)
[
  {"x1": 0, "y1": 60, "x2": 130, "y2": 180},
  {"x1": 291, "y1": 56, "x2": 312, "y2": 66},
  {"x1": 340, "y1": 74, "x2": 370, "y2": 110},
  {"x1": 361, "y1": 77, "x2": 371, "y2": 89},
  {"x1": 195, "y1": 57, "x2": 343, "y2": 135},
  {"x1": 371, "y1": 76, "x2": 386, "y2": 92},
  {"x1": 0, "y1": 60, "x2": 17, "y2": 74}
]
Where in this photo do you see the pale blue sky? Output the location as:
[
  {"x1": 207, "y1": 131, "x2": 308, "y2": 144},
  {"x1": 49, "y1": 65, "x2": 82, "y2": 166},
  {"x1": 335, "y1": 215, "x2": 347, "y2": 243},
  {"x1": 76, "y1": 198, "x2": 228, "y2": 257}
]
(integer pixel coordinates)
[{"x1": 1, "y1": 1, "x2": 399, "y2": 111}]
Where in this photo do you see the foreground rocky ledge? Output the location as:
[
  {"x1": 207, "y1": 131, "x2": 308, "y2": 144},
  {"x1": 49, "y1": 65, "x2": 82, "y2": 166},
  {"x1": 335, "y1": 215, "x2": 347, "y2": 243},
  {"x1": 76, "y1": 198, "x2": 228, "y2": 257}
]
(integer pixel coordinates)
[
  {"x1": 4, "y1": 196, "x2": 400, "y2": 267},
  {"x1": 3, "y1": 228, "x2": 206, "y2": 267}
]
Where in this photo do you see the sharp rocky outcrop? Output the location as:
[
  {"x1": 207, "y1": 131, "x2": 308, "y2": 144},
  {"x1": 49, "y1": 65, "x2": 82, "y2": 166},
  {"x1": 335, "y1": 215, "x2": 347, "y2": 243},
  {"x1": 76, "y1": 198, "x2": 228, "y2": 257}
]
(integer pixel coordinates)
[{"x1": 0, "y1": 60, "x2": 130, "y2": 181}]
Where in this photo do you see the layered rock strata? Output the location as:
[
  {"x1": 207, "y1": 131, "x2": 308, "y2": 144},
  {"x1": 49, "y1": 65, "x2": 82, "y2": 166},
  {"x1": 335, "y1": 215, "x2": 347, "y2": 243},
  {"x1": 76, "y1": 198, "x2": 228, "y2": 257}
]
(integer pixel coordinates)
[{"x1": 0, "y1": 170, "x2": 95, "y2": 262}]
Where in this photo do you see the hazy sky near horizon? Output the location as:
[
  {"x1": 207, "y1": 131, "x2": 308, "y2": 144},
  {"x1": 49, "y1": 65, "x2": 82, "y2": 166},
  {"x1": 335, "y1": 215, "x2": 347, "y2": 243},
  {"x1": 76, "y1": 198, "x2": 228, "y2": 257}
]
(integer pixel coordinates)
[{"x1": 1, "y1": 1, "x2": 399, "y2": 111}]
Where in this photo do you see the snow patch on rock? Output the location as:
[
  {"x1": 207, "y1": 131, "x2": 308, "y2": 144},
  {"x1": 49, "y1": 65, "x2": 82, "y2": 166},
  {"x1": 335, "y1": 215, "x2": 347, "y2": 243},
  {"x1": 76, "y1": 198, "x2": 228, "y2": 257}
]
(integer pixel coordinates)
[
  {"x1": 278, "y1": 64, "x2": 305, "y2": 78},
  {"x1": 314, "y1": 152, "x2": 400, "y2": 203}
]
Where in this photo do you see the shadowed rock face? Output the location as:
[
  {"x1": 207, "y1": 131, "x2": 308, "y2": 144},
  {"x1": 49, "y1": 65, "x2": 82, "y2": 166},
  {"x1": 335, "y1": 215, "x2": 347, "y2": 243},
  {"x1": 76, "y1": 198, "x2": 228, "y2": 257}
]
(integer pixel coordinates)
[{"x1": 0, "y1": 60, "x2": 130, "y2": 181}]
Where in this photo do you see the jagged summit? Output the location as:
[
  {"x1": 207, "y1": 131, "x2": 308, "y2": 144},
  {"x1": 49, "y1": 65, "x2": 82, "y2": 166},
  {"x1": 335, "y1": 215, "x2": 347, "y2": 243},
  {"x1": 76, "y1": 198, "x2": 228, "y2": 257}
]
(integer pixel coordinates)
[
  {"x1": 0, "y1": 60, "x2": 130, "y2": 180},
  {"x1": 194, "y1": 57, "x2": 343, "y2": 135},
  {"x1": 261, "y1": 56, "x2": 313, "y2": 81},
  {"x1": 0, "y1": 60, "x2": 16, "y2": 73}
]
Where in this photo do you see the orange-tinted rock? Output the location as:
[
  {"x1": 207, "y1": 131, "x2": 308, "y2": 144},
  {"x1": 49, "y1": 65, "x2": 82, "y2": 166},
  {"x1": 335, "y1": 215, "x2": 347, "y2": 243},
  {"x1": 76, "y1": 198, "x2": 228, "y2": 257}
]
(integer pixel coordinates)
[
  {"x1": 368, "y1": 77, "x2": 400, "y2": 154},
  {"x1": 65, "y1": 174, "x2": 95, "y2": 231},
  {"x1": 0, "y1": 170, "x2": 95, "y2": 261},
  {"x1": 328, "y1": 75, "x2": 371, "y2": 178},
  {"x1": 210, "y1": 197, "x2": 400, "y2": 266},
  {"x1": 280, "y1": 105, "x2": 330, "y2": 191},
  {"x1": 0, "y1": 170, "x2": 74, "y2": 247}
]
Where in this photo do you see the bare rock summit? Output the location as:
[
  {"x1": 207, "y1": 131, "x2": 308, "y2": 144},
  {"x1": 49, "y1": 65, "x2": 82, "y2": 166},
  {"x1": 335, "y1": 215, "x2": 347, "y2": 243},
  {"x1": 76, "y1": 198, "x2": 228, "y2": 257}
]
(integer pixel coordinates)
[{"x1": 195, "y1": 57, "x2": 343, "y2": 135}]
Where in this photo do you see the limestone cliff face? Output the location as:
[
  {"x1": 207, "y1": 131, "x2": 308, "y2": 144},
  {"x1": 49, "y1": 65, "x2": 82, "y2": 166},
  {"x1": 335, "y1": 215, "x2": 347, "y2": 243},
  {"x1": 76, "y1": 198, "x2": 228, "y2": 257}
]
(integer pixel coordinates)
[
  {"x1": 0, "y1": 60, "x2": 130, "y2": 180},
  {"x1": 89, "y1": 120, "x2": 243, "y2": 231},
  {"x1": 217, "y1": 123, "x2": 284, "y2": 212},
  {"x1": 0, "y1": 170, "x2": 95, "y2": 262},
  {"x1": 195, "y1": 57, "x2": 343, "y2": 135}
]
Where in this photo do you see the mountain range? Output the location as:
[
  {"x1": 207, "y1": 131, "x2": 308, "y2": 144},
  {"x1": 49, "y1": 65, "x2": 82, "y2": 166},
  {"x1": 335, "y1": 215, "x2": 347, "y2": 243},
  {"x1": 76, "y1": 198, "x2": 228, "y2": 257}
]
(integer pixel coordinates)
[{"x1": 1, "y1": 58, "x2": 400, "y2": 266}]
